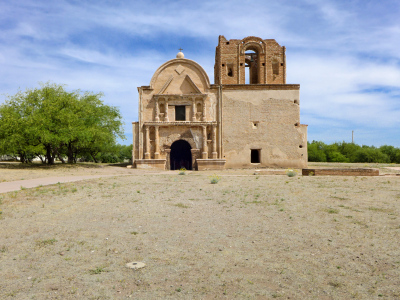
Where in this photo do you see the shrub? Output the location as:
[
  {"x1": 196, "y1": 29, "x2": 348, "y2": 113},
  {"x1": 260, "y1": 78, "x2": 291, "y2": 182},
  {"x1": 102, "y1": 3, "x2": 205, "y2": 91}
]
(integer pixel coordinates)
[
  {"x1": 286, "y1": 169, "x2": 297, "y2": 177},
  {"x1": 209, "y1": 174, "x2": 221, "y2": 184}
]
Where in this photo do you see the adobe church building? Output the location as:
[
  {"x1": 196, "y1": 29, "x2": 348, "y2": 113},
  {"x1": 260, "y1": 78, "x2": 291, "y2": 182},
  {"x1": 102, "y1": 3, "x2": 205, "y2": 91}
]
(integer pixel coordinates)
[{"x1": 132, "y1": 36, "x2": 307, "y2": 170}]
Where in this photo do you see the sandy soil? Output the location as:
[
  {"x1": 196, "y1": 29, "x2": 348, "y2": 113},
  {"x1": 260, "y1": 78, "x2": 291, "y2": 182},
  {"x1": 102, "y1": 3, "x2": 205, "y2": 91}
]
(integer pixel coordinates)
[{"x1": 0, "y1": 163, "x2": 399, "y2": 299}]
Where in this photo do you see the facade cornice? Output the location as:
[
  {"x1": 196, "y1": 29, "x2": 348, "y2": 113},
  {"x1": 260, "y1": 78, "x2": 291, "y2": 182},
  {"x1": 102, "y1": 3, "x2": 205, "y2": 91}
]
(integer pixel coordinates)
[
  {"x1": 144, "y1": 121, "x2": 217, "y2": 126},
  {"x1": 153, "y1": 93, "x2": 207, "y2": 99}
]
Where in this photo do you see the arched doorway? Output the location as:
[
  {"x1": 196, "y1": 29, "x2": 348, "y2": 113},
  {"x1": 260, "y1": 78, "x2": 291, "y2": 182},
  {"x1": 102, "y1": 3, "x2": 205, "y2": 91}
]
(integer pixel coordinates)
[{"x1": 170, "y1": 140, "x2": 192, "y2": 170}]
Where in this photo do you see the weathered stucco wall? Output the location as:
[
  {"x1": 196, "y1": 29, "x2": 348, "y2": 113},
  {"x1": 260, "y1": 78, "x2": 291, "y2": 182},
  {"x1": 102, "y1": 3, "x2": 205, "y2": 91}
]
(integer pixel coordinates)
[{"x1": 221, "y1": 87, "x2": 307, "y2": 168}]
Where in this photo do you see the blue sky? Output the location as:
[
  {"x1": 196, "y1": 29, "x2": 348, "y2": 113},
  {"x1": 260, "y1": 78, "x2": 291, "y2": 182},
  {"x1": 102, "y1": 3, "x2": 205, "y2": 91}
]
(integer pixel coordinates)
[{"x1": 1, "y1": 0, "x2": 399, "y2": 147}]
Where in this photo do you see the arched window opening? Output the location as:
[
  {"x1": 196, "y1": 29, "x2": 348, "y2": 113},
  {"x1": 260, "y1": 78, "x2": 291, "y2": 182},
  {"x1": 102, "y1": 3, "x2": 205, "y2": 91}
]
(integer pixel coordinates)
[{"x1": 245, "y1": 49, "x2": 259, "y2": 84}]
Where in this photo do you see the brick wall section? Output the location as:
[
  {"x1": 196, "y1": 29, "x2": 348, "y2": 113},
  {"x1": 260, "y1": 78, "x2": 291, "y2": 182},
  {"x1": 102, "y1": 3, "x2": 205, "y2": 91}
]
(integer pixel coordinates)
[{"x1": 302, "y1": 168, "x2": 380, "y2": 176}]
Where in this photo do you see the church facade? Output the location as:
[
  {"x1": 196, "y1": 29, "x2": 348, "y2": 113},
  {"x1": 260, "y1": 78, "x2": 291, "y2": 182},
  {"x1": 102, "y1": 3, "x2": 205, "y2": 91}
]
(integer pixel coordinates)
[{"x1": 132, "y1": 36, "x2": 307, "y2": 170}]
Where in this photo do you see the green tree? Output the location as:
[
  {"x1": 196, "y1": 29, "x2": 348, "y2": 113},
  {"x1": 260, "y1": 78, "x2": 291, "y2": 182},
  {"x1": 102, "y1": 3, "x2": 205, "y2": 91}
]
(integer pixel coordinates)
[
  {"x1": 335, "y1": 142, "x2": 361, "y2": 162},
  {"x1": 0, "y1": 83, "x2": 125, "y2": 164},
  {"x1": 0, "y1": 90, "x2": 45, "y2": 162},
  {"x1": 307, "y1": 141, "x2": 327, "y2": 162},
  {"x1": 353, "y1": 146, "x2": 390, "y2": 163},
  {"x1": 325, "y1": 143, "x2": 348, "y2": 162},
  {"x1": 379, "y1": 145, "x2": 400, "y2": 163}
]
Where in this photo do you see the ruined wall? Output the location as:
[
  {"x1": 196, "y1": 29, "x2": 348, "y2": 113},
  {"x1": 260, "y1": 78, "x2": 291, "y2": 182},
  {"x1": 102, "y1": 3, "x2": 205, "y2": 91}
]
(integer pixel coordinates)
[{"x1": 221, "y1": 86, "x2": 307, "y2": 168}]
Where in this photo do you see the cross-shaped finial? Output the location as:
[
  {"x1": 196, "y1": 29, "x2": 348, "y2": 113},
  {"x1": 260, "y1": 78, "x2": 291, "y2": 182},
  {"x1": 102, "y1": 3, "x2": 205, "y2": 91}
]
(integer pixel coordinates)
[{"x1": 179, "y1": 48, "x2": 183, "y2": 52}]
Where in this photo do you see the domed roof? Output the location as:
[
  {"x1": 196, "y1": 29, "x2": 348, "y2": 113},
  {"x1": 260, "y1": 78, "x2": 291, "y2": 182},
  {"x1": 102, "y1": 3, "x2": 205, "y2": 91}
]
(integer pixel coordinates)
[{"x1": 176, "y1": 51, "x2": 184, "y2": 59}]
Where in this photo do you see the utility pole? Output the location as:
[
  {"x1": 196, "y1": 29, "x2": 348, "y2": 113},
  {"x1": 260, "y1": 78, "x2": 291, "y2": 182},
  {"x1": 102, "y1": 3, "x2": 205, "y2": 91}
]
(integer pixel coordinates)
[{"x1": 352, "y1": 130, "x2": 354, "y2": 144}]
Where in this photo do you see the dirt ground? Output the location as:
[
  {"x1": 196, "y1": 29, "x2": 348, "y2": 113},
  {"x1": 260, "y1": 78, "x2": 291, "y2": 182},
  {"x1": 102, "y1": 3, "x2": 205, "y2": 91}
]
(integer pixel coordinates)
[{"x1": 0, "y1": 163, "x2": 399, "y2": 299}]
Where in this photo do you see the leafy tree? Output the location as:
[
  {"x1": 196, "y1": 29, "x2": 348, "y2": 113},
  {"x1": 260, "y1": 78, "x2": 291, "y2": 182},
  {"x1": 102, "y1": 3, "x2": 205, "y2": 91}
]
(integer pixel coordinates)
[
  {"x1": 325, "y1": 144, "x2": 348, "y2": 162},
  {"x1": 0, "y1": 83, "x2": 125, "y2": 164},
  {"x1": 353, "y1": 146, "x2": 390, "y2": 163},
  {"x1": 307, "y1": 141, "x2": 327, "y2": 162},
  {"x1": 0, "y1": 90, "x2": 45, "y2": 162},
  {"x1": 335, "y1": 142, "x2": 361, "y2": 162},
  {"x1": 91, "y1": 144, "x2": 132, "y2": 163},
  {"x1": 117, "y1": 144, "x2": 133, "y2": 162},
  {"x1": 379, "y1": 145, "x2": 400, "y2": 164}
]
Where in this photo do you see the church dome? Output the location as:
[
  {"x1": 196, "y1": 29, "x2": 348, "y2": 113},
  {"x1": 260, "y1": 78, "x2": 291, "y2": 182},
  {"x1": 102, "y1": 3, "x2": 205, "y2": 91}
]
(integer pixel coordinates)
[{"x1": 176, "y1": 50, "x2": 184, "y2": 59}]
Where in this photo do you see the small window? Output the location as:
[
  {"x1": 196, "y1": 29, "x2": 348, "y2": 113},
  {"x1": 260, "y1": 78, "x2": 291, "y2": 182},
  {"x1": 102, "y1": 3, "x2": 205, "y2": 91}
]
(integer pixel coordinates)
[
  {"x1": 251, "y1": 149, "x2": 260, "y2": 164},
  {"x1": 175, "y1": 106, "x2": 186, "y2": 121}
]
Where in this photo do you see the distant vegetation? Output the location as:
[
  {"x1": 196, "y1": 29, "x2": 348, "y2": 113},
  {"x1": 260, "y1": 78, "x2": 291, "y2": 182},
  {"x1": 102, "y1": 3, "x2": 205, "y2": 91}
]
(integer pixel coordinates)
[{"x1": 308, "y1": 141, "x2": 400, "y2": 163}]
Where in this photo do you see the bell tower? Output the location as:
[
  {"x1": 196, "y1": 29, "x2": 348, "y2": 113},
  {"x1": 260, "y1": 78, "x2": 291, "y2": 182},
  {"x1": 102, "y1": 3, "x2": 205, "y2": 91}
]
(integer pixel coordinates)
[{"x1": 214, "y1": 35, "x2": 286, "y2": 85}]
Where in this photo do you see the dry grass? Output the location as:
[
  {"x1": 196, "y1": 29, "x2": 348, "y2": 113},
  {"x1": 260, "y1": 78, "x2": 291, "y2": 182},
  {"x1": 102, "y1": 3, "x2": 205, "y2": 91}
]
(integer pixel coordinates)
[{"x1": 0, "y1": 164, "x2": 399, "y2": 299}]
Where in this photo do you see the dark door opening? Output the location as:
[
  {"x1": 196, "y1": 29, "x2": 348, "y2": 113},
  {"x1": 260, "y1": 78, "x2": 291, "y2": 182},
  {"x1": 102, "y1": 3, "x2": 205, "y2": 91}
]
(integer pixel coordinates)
[
  {"x1": 170, "y1": 140, "x2": 192, "y2": 170},
  {"x1": 251, "y1": 149, "x2": 260, "y2": 163}
]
